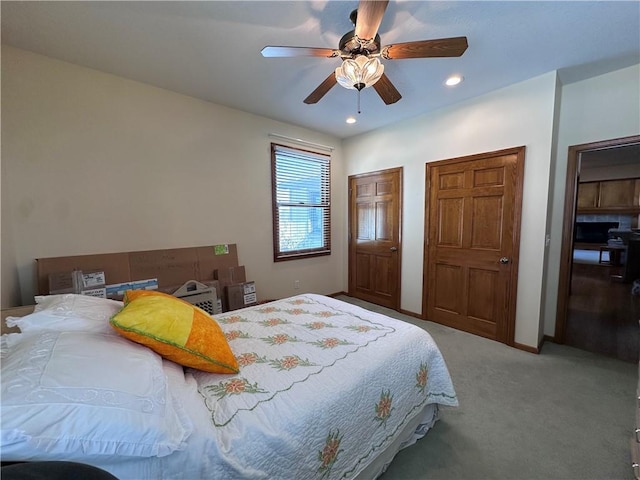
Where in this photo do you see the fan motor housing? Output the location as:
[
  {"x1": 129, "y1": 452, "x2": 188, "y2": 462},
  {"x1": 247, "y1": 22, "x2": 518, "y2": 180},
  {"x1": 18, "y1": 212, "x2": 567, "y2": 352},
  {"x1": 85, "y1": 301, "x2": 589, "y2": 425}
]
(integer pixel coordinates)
[{"x1": 339, "y1": 30, "x2": 381, "y2": 56}]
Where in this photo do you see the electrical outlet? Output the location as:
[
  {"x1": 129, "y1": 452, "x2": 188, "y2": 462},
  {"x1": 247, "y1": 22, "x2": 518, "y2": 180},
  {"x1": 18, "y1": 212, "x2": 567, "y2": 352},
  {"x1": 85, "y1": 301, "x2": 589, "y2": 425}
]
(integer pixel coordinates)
[{"x1": 294, "y1": 280, "x2": 300, "y2": 290}]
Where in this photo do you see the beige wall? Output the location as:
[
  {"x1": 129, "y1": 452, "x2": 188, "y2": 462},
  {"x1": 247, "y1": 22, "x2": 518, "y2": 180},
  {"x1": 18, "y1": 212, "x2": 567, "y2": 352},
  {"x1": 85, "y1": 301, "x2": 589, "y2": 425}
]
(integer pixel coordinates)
[
  {"x1": 1, "y1": 46, "x2": 346, "y2": 307},
  {"x1": 543, "y1": 64, "x2": 640, "y2": 337}
]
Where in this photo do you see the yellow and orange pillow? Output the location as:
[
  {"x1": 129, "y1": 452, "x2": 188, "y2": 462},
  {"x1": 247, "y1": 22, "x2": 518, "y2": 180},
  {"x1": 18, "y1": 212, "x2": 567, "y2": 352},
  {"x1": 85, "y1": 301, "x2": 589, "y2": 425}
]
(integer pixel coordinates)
[{"x1": 110, "y1": 290, "x2": 238, "y2": 374}]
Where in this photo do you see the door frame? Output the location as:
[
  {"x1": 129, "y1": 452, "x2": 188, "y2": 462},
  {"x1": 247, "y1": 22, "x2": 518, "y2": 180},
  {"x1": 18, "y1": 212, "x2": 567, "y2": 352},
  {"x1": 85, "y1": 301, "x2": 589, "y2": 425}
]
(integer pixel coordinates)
[
  {"x1": 348, "y1": 167, "x2": 403, "y2": 311},
  {"x1": 422, "y1": 147, "x2": 525, "y2": 346},
  {"x1": 554, "y1": 134, "x2": 640, "y2": 342}
]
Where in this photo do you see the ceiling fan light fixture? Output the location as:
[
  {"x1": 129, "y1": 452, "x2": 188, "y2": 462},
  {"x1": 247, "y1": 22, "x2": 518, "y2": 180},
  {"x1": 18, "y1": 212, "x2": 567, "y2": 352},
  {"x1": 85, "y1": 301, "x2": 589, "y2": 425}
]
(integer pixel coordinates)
[{"x1": 335, "y1": 55, "x2": 384, "y2": 91}]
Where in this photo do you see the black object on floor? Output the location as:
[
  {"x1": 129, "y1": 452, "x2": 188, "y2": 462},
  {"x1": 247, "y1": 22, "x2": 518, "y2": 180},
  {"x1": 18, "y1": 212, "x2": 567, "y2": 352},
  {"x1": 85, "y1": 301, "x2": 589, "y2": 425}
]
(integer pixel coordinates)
[{"x1": 1, "y1": 461, "x2": 118, "y2": 480}]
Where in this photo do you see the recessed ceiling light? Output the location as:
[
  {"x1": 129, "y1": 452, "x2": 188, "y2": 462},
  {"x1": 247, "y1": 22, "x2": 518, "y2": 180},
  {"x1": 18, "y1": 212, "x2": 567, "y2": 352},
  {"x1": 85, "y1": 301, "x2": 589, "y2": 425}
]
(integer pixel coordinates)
[
  {"x1": 445, "y1": 75, "x2": 463, "y2": 87},
  {"x1": 346, "y1": 117, "x2": 357, "y2": 124}
]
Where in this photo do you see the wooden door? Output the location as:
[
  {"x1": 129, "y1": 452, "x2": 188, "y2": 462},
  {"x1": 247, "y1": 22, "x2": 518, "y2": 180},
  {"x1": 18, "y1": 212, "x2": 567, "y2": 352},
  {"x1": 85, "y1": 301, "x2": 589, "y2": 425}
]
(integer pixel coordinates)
[
  {"x1": 423, "y1": 147, "x2": 525, "y2": 344},
  {"x1": 348, "y1": 168, "x2": 402, "y2": 310}
]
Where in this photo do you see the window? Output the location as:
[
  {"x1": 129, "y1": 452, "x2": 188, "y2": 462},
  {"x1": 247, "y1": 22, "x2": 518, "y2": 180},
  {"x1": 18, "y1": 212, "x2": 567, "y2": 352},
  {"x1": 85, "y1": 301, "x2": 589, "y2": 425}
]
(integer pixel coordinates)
[{"x1": 271, "y1": 143, "x2": 331, "y2": 261}]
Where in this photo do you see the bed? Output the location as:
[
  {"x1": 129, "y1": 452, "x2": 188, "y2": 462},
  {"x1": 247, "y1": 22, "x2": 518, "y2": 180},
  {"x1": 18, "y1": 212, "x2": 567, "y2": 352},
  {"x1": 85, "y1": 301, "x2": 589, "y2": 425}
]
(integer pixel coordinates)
[{"x1": 1, "y1": 293, "x2": 457, "y2": 479}]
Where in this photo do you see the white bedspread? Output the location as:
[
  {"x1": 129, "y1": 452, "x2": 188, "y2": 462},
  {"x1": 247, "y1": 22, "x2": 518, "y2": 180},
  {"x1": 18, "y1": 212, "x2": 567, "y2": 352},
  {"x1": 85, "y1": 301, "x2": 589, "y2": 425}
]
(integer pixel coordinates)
[
  {"x1": 188, "y1": 294, "x2": 457, "y2": 479},
  {"x1": 2, "y1": 294, "x2": 456, "y2": 479}
]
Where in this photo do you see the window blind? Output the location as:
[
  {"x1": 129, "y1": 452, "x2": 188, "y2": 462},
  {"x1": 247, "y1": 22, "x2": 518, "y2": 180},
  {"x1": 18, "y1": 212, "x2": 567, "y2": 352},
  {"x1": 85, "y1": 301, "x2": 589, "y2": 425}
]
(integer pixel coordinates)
[{"x1": 271, "y1": 143, "x2": 331, "y2": 261}]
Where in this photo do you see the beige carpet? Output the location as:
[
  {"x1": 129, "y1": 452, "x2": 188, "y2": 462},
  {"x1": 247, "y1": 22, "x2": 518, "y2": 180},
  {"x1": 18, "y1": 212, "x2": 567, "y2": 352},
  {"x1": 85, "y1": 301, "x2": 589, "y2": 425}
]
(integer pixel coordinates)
[{"x1": 336, "y1": 295, "x2": 637, "y2": 480}]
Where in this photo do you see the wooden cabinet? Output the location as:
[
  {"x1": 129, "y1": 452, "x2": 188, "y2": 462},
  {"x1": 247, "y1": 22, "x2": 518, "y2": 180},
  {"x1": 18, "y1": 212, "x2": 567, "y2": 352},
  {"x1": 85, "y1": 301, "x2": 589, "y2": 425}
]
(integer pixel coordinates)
[
  {"x1": 577, "y1": 182, "x2": 599, "y2": 209},
  {"x1": 577, "y1": 178, "x2": 640, "y2": 213},
  {"x1": 600, "y1": 179, "x2": 638, "y2": 207}
]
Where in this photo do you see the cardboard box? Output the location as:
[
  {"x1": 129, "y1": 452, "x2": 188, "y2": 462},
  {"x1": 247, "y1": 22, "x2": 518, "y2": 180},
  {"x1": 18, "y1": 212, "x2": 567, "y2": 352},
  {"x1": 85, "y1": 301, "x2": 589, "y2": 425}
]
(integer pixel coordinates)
[
  {"x1": 38, "y1": 253, "x2": 130, "y2": 296},
  {"x1": 214, "y1": 266, "x2": 247, "y2": 311},
  {"x1": 81, "y1": 288, "x2": 107, "y2": 298},
  {"x1": 48, "y1": 271, "x2": 76, "y2": 294},
  {"x1": 201, "y1": 280, "x2": 222, "y2": 313},
  {"x1": 36, "y1": 245, "x2": 240, "y2": 296},
  {"x1": 79, "y1": 270, "x2": 107, "y2": 297},
  {"x1": 225, "y1": 281, "x2": 257, "y2": 311},
  {"x1": 214, "y1": 265, "x2": 246, "y2": 284},
  {"x1": 80, "y1": 271, "x2": 106, "y2": 289},
  {"x1": 49, "y1": 270, "x2": 106, "y2": 296},
  {"x1": 105, "y1": 278, "x2": 158, "y2": 299}
]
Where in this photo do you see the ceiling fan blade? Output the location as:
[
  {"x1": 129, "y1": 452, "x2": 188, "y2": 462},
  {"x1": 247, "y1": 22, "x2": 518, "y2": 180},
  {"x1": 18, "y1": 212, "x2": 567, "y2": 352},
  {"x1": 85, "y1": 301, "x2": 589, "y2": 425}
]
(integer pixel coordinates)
[
  {"x1": 261, "y1": 46, "x2": 340, "y2": 58},
  {"x1": 355, "y1": 0, "x2": 389, "y2": 41},
  {"x1": 304, "y1": 73, "x2": 338, "y2": 104},
  {"x1": 373, "y1": 73, "x2": 401, "y2": 105},
  {"x1": 383, "y1": 36, "x2": 468, "y2": 59}
]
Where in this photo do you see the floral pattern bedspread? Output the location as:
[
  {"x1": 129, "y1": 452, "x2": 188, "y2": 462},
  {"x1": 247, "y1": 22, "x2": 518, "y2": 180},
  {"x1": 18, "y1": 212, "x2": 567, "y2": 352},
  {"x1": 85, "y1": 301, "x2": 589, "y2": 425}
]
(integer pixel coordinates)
[{"x1": 190, "y1": 294, "x2": 457, "y2": 479}]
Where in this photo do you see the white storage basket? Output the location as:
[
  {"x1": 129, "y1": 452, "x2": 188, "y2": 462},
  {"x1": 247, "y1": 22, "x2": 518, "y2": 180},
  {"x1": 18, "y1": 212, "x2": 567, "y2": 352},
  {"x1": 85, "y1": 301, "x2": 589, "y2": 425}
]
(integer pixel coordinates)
[{"x1": 173, "y1": 280, "x2": 220, "y2": 315}]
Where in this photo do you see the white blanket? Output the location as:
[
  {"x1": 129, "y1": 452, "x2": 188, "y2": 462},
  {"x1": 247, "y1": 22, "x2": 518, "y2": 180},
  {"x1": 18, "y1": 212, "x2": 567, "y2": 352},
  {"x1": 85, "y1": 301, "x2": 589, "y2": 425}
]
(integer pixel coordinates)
[
  {"x1": 190, "y1": 294, "x2": 457, "y2": 479},
  {"x1": 1, "y1": 294, "x2": 456, "y2": 479}
]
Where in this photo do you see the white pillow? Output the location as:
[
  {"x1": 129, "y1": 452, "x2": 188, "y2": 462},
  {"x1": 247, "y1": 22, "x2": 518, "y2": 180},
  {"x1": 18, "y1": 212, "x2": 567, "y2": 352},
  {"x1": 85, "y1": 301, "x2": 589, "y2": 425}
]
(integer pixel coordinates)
[
  {"x1": 1, "y1": 331, "x2": 193, "y2": 460},
  {"x1": 6, "y1": 294, "x2": 123, "y2": 335}
]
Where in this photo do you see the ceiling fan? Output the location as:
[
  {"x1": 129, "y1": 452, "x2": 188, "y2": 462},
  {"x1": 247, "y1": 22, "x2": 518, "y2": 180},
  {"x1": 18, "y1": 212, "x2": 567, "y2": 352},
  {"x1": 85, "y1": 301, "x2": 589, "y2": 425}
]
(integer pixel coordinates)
[{"x1": 261, "y1": 0, "x2": 468, "y2": 107}]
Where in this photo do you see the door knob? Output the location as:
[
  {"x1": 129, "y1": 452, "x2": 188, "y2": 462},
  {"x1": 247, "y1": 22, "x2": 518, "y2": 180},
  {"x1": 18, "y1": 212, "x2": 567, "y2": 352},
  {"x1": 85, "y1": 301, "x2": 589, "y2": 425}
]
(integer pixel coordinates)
[
  {"x1": 499, "y1": 257, "x2": 510, "y2": 264},
  {"x1": 390, "y1": 247, "x2": 398, "y2": 252}
]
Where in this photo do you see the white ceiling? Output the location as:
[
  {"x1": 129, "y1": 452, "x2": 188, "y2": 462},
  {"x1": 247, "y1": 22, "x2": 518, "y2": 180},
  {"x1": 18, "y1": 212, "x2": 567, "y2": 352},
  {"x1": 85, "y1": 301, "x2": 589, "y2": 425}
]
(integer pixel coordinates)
[{"x1": 2, "y1": 1, "x2": 639, "y2": 139}]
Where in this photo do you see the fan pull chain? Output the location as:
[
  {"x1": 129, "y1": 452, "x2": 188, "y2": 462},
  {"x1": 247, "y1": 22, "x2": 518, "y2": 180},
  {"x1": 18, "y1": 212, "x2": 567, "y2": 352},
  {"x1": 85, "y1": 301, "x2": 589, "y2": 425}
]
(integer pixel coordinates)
[{"x1": 357, "y1": 89, "x2": 361, "y2": 114}]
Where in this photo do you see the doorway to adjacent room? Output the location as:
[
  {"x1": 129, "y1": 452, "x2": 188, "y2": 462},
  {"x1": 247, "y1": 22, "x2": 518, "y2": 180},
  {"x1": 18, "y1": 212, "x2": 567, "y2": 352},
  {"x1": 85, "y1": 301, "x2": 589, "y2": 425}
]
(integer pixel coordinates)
[{"x1": 556, "y1": 135, "x2": 640, "y2": 362}]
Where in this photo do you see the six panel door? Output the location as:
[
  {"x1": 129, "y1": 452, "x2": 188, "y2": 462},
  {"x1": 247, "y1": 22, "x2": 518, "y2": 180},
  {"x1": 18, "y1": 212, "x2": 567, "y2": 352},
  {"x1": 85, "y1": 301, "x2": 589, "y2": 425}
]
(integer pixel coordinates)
[
  {"x1": 348, "y1": 168, "x2": 402, "y2": 310},
  {"x1": 425, "y1": 148, "x2": 524, "y2": 343}
]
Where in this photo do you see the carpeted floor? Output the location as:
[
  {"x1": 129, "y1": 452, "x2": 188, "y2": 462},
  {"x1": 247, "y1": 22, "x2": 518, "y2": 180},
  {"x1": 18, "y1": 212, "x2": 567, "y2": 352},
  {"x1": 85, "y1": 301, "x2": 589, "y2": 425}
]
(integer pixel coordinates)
[{"x1": 335, "y1": 295, "x2": 638, "y2": 480}]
